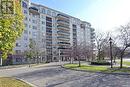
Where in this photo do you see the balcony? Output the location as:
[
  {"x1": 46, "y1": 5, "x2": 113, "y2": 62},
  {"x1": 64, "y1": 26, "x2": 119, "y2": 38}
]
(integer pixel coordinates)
[
  {"x1": 57, "y1": 14, "x2": 69, "y2": 19},
  {"x1": 58, "y1": 47, "x2": 70, "y2": 49},
  {"x1": 58, "y1": 34, "x2": 69, "y2": 37},
  {"x1": 57, "y1": 20, "x2": 69, "y2": 24},
  {"x1": 57, "y1": 25, "x2": 70, "y2": 30},
  {"x1": 58, "y1": 42, "x2": 70, "y2": 44},
  {"x1": 57, "y1": 31, "x2": 70, "y2": 35},
  {"x1": 58, "y1": 29, "x2": 69, "y2": 33},
  {"x1": 57, "y1": 38, "x2": 70, "y2": 42},
  {"x1": 29, "y1": 7, "x2": 39, "y2": 15},
  {"x1": 57, "y1": 36, "x2": 70, "y2": 39},
  {"x1": 57, "y1": 21, "x2": 70, "y2": 27},
  {"x1": 57, "y1": 17, "x2": 69, "y2": 22}
]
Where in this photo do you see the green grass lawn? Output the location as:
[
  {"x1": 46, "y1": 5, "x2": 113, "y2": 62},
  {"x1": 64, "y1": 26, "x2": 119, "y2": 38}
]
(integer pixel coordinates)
[
  {"x1": 64, "y1": 64, "x2": 130, "y2": 73},
  {"x1": 0, "y1": 77, "x2": 32, "y2": 87},
  {"x1": 64, "y1": 64, "x2": 108, "y2": 72},
  {"x1": 117, "y1": 61, "x2": 130, "y2": 66},
  {"x1": 123, "y1": 61, "x2": 130, "y2": 66}
]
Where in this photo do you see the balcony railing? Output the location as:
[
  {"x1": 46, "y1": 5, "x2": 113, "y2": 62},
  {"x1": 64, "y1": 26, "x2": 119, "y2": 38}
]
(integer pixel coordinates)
[
  {"x1": 57, "y1": 21, "x2": 70, "y2": 27},
  {"x1": 57, "y1": 14, "x2": 69, "y2": 19},
  {"x1": 58, "y1": 42, "x2": 70, "y2": 44},
  {"x1": 57, "y1": 39, "x2": 70, "y2": 42},
  {"x1": 57, "y1": 25, "x2": 70, "y2": 30},
  {"x1": 29, "y1": 7, "x2": 39, "y2": 15},
  {"x1": 57, "y1": 31, "x2": 70, "y2": 35},
  {"x1": 57, "y1": 36, "x2": 70, "y2": 39},
  {"x1": 57, "y1": 20, "x2": 69, "y2": 24}
]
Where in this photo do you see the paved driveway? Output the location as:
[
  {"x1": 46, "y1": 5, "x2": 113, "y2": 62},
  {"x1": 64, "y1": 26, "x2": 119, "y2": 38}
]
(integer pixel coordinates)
[{"x1": 0, "y1": 62, "x2": 130, "y2": 87}]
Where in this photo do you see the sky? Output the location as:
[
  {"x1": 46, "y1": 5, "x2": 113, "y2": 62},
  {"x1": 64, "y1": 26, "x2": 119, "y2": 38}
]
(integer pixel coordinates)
[{"x1": 31, "y1": 0, "x2": 130, "y2": 33}]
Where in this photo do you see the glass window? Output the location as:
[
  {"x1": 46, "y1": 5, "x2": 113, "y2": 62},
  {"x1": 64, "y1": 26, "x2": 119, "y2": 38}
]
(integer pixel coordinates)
[
  {"x1": 16, "y1": 43, "x2": 20, "y2": 47},
  {"x1": 24, "y1": 43, "x2": 28, "y2": 47},
  {"x1": 24, "y1": 10, "x2": 28, "y2": 14},
  {"x1": 42, "y1": 21, "x2": 45, "y2": 25},
  {"x1": 42, "y1": 8, "x2": 46, "y2": 14},
  {"x1": 22, "y1": 1, "x2": 27, "y2": 8},
  {"x1": 47, "y1": 10, "x2": 51, "y2": 16},
  {"x1": 25, "y1": 17, "x2": 28, "y2": 21},
  {"x1": 32, "y1": 32, "x2": 37, "y2": 36},
  {"x1": 32, "y1": 20, "x2": 37, "y2": 23},
  {"x1": 24, "y1": 23, "x2": 28, "y2": 27},
  {"x1": 24, "y1": 30, "x2": 28, "y2": 34},
  {"x1": 32, "y1": 26, "x2": 37, "y2": 30},
  {"x1": 29, "y1": 31, "x2": 31, "y2": 34},
  {"x1": 16, "y1": 58, "x2": 22, "y2": 62},
  {"x1": 52, "y1": 12, "x2": 56, "y2": 17},
  {"x1": 29, "y1": 25, "x2": 31, "y2": 28},
  {"x1": 24, "y1": 36, "x2": 28, "y2": 40}
]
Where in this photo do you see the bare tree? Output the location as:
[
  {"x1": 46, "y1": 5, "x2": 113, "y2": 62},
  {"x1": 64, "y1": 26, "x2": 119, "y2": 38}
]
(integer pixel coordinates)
[
  {"x1": 76, "y1": 43, "x2": 83, "y2": 67},
  {"x1": 95, "y1": 33, "x2": 110, "y2": 61},
  {"x1": 117, "y1": 23, "x2": 130, "y2": 68},
  {"x1": 82, "y1": 44, "x2": 93, "y2": 62},
  {"x1": 69, "y1": 45, "x2": 76, "y2": 64}
]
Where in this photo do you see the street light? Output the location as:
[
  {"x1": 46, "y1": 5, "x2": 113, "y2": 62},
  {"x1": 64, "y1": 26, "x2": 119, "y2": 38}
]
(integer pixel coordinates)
[{"x1": 109, "y1": 37, "x2": 113, "y2": 68}]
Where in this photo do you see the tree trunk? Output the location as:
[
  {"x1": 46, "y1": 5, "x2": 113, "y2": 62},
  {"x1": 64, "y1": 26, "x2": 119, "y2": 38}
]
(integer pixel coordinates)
[
  {"x1": 0, "y1": 58, "x2": 2, "y2": 66},
  {"x1": 120, "y1": 47, "x2": 127, "y2": 68},
  {"x1": 98, "y1": 49, "x2": 101, "y2": 60},
  {"x1": 69, "y1": 57, "x2": 71, "y2": 64},
  {"x1": 28, "y1": 58, "x2": 31, "y2": 67},
  {"x1": 78, "y1": 56, "x2": 81, "y2": 67},
  {"x1": 120, "y1": 55, "x2": 123, "y2": 68}
]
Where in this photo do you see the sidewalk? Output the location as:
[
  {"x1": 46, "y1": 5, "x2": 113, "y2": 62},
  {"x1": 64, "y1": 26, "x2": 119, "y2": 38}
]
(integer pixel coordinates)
[
  {"x1": 0, "y1": 64, "x2": 29, "y2": 70},
  {"x1": 0, "y1": 61, "x2": 69, "y2": 70}
]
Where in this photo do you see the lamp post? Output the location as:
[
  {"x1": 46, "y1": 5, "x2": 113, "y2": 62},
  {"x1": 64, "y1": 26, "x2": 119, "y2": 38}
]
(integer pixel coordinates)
[{"x1": 109, "y1": 37, "x2": 113, "y2": 68}]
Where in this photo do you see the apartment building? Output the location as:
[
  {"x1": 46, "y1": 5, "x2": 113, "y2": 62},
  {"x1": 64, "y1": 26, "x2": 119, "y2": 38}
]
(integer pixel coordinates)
[{"x1": 12, "y1": 0, "x2": 95, "y2": 64}]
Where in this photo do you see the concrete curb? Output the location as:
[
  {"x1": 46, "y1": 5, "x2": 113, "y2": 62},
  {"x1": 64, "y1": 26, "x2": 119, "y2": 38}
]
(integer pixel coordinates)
[
  {"x1": 0, "y1": 65, "x2": 28, "y2": 70},
  {"x1": 61, "y1": 65, "x2": 130, "y2": 76},
  {"x1": 15, "y1": 77, "x2": 37, "y2": 87}
]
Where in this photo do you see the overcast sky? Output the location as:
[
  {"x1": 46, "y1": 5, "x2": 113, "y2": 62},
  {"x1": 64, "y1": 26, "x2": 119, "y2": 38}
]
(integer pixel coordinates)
[{"x1": 31, "y1": 0, "x2": 130, "y2": 33}]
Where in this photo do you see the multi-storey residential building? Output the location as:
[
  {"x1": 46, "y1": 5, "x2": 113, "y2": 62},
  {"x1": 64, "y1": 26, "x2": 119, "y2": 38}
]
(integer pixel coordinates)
[{"x1": 12, "y1": 0, "x2": 95, "y2": 64}]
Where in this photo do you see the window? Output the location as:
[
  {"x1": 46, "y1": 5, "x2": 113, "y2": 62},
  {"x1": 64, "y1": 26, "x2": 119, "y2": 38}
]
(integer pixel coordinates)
[
  {"x1": 15, "y1": 50, "x2": 21, "y2": 54},
  {"x1": 24, "y1": 30, "x2": 28, "y2": 34},
  {"x1": 52, "y1": 12, "x2": 56, "y2": 17},
  {"x1": 25, "y1": 17, "x2": 28, "y2": 21},
  {"x1": 42, "y1": 15, "x2": 45, "y2": 19},
  {"x1": 29, "y1": 31, "x2": 31, "y2": 34},
  {"x1": 32, "y1": 14, "x2": 37, "y2": 18},
  {"x1": 16, "y1": 58, "x2": 22, "y2": 62},
  {"x1": 22, "y1": 1, "x2": 27, "y2": 8},
  {"x1": 24, "y1": 23, "x2": 28, "y2": 27},
  {"x1": 24, "y1": 36, "x2": 28, "y2": 40},
  {"x1": 42, "y1": 21, "x2": 45, "y2": 25},
  {"x1": 32, "y1": 20, "x2": 37, "y2": 24},
  {"x1": 42, "y1": 39, "x2": 45, "y2": 43},
  {"x1": 24, "y1": 10, "x2": 28, "y2": 14},
  {"x1": 42, "y1": 27, "x2": 45, "y2": 30},
  {"x1": 46, "y1": 16, "x2": 52, "y2": 22},
  {"x1": 42, "y1": 8, "x2": 46, "y2": 14},
  {"x1": 32, "y1": 26, "x2": 37, "y2": 30},
  {"x1": 24, "y1": 43, "x2": 28, "y2": 47},
  {"x1": 16, "y1": 43, "x2": 20, "y2": 47},
  {"x1": 32, "y1": 32, "x2": 37, "y2": 36},
  {"x1": 47, "y1": 10, "x2": 51, "y2": 16},
  {"x1": 29, "y1": 25, "x2": 31, "y2": 28}
]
